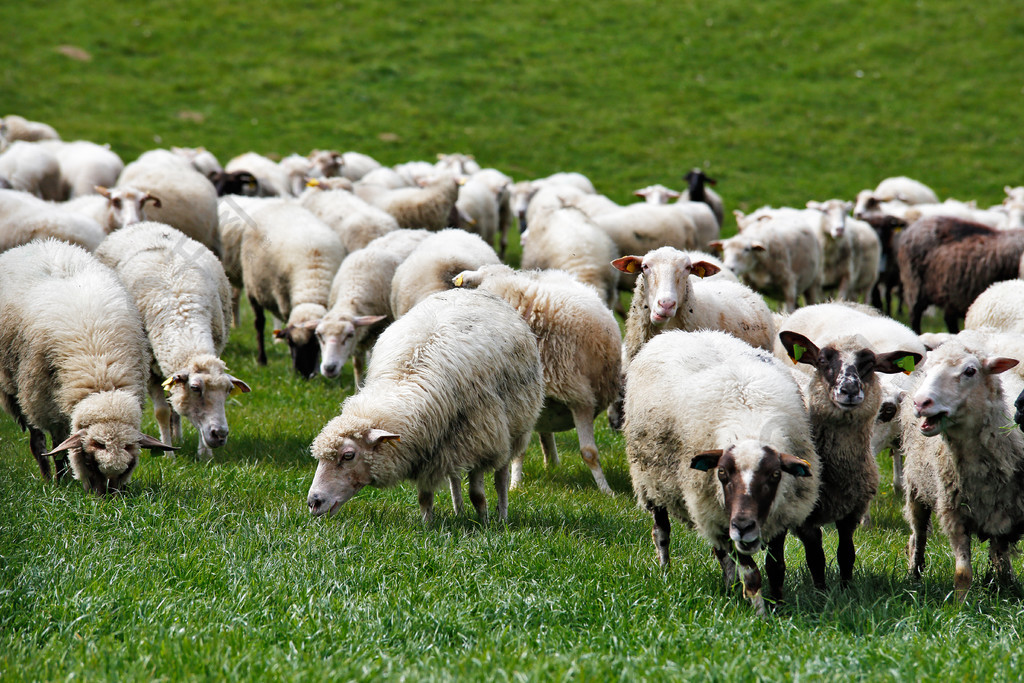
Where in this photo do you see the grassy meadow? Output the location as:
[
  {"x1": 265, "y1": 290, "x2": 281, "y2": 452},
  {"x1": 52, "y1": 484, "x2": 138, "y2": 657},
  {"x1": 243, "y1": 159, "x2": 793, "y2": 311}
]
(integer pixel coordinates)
[{"x1": 3, "y1": 0, "x2": 1024, "y2": 679}]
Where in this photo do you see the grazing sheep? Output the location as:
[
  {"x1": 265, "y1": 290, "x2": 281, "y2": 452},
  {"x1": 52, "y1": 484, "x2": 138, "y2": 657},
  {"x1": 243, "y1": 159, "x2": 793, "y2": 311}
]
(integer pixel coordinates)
[
  {"x1": 590, "y1": 202, "x2": 701, "y2": 256},
  {"x1": 454, "y1": 174, "x2": 503, "y2": 256},
  {"x1": 337, "y1": 151, "x2": 382, "y2": 181},
  {"x1": 240, "y1": 199, "x2": 346, "y2": 377},
  {"x1": 523, "y1": 184, "x2": 619, "y2": 231},
  {"x1": 38, "y1": 140, "x2": 124, "y2": 199},
  {"x1": 0, "y1": 188, "x2": 106, "y2": 253},
  {"x1": 357, "y1": 166, "x2": 409, "y2": 189},
  {"x1": 435, "y1": 153, "x2": 481, "y2": 176},
  {"x1": 510, "y1": 172, "x2": 596, "y2": 230},
  {"x1": 615, "y1": 247, "x2": 776, "y2": 363},
  {"x1": 520, "y1": 205, "x2": 620, "y2": 308},
  {"x1": 466, "y1": 168, "x2": 514, "y2": 259},
  {"x1": 682, "y1": 168, "x2": 725, "y2": 226},
  {"x1": 0, "y1": 115, "x2": 60, "y2": 147},
  {"x1": 624, "y1": 330, "x2": 819, "y2": 615},
  {"x1": 354, "y1": 174, "x2": 461, "y2": 231},
  {"x1": 62, "y1": 185, "x2": 161, "y2": 233},
  {"x1": 170, "y1": 146, "x2": 222, "y2": 177},
  {"x1": 307, "y1": 288, "x2": 544, "y2": 524},
  {"x1": 224, "y1": 151, "x2": 306, "y2": 197},
  {"x1": 897, "y1": 216, "x2": 1024, "y2": 333},
  {"x1": 390, "y1": 229, "x2": 501, "y2": 319},
  {"x1": 853, "y1": 176, "x2": 939, "y2": 218},
  {"x1": 117, "y1": 150, "x2": 222, "y2": 258},
  {"x1": 632, "y1": 184, "x2": 720, "y2": 247},
  {"x1": 299, "y1": 180, "x2": 400, "y2": 252},
  {"x1": 0, "y1": 239, "x2": 174, "y2": 492},
  {"x1": 208, "y1": 170, "x2": 260, "y2": 197},
  {"x1": 779, "y1": 330, "x2": 921, "y2": 590},
  {"x1": 965, "y1": 280, "x2": 1024, "y2": 334},
  {"x1": 95, "y1": 223, "x2": 250, "y2": 459},
  {"x1": 453, "y1": 264, "x2": 622, "y2": 495},
  {"x1": 902, "y1": 338, "x2": 1024, "y2": 600},
  {"x1": 0, "y1": 141, "x2": 62, "y2": 199},
  {"x1": 710, "y1": 210, "x2": 823, "y2": 312},
  {"x1": 315, "y1": 229, "x2": 431, "y2": 384}
]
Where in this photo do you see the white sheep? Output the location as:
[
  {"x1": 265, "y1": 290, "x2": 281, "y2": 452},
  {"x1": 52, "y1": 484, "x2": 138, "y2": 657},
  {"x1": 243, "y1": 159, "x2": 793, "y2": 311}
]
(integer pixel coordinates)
[
  {"x1": 315, "y1": 229, "x2": 431, "y2": 384},
  {"x1": 901, "y1": 338, "x2": 1024, "y2": 600},
  {"x1": 0, "y1": 141, "x2": 62, "y2": 199},
  {"x1": 633, "y1": 184, "x2": 720, "y2": 247},
  {"x1": 614, "y1": 247, "x2": 776, "y2": 364},
  {"x1": 38, "y1": 140, "x2": 124, "y2": 199},
  {"x1": 853, "y1": 176, "x2": 939, "y2": 218},
  {"x1": 170, "y1": 146, "x2": 223, "y2": 177},
  {"x1": 778, "y1": 327, "x2": 921, "y2": 590},
  {"x1": 964, "y1": 280, "x2": 1024, "y2": 334},
  {"x1": 466, "y1": 168, "x2": 514, "y2": 259},
  {"x1": 94, "y1": 222, "x2": 251, "y2": 460},
  {"x1": 389, "y1": 228, "x2": 501, "y2": 318},
  {"x1": 357, "y1": 166, "x2": 409, "y2": 189},
  {"x1": 520, "y1": 205, "x2": 620, "y2": 308},
  {"x1": 337, "y1": 151, "x2": 383, "y2": 181},
  {"x1": 710, "y1": 209, "x2": 823, "y2": 312},
  {"x1": 62, "y1": 185, "x2": 161, "y2": 233},
  {"x1": 354, "y1": 174, "x2": 460, "y2": 231},
  {"x1": 624, "y1": 329, "x2": 819, "y2": 615},
  {"x1": 239, "y1": 199, "x2": 346, "y2": 377},
  {"x1": 453, "y1": 264, "x2": 622, "y2": 495},
  {"x1": 454, "y1": 173, "x2": 504, "y2": 256},
  {"x1": 224, "y1": 151, "x2": 306, "y2": 197},
  {"x1": 299, "y1": 180, "x2": 400, "y2": 252},
  {"x1": 307, "y1": 288, "x2": 544, "y2": 524},
  {"x1": 435, "y1": 153, "x2": 481, "y2": 175},
  {"x1": 0, "y1": 239, "x2": 174, "y2": 492},
  {"x1": 117, "y1": 150, "x2": 222, "y2": 257},
  {"x1": 510, "y1": 171, "x2": 596, "y2": 229},
  {"x1": 0, "y1": 188, "x2": 106, "y2": 253},
  {"x1": 521, "y1": 183, "x2": 619, "y2": 232},
  {"x1": 0, "y1": 115, "x2": 60, "y2": 148}
]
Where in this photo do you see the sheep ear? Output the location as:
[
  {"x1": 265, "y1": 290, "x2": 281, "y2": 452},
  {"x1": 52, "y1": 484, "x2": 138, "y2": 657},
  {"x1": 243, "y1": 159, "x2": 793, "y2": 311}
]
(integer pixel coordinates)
[
  {"x1": 667, "y1": 189, "x2": 681, "y2": 199},
  {"x1": 779, "y1": 331, "x2": 819, "y2": 366},
  {"x1": 353, "y1": 315, "x2": 386, "y2": 327},
  {"x1": 633, "y1": 189, "x2": 648, "y2": 198},
  {"x1": 780, "y1": 453, "x2": 812, "y2": 477},
  {"x1": 273, "y1": 328, "x2": 289, "y2": 341},
  {"x1": 691, "y1": 450, "x2": 723, "y2": 471},
  {"x1": 143, "y1": 193, "x2": 162, "y2": 208},
  {"x1": 751, "y1": 242, "x2": 767, "y2": 252},
  {"x1": 42, "y1": 431, "x2": 85, "y2": 457},
  {"x1": 611, "y1": 256, "x2": 643, "y2": 274},
  {"x1": 689, "y1": 261, "x2": 720, "y2": 278},
  {"x1": 985, "y1": 357, "x2": 1020, "y2": 375},
  {"x1": 298, "y1": 319, "x2": 321, "y2": 331},
  {"x1": 95, "y1": 185, "x2": 111, "y2": 198},
  {"x1": 228, "y1": 376, "x2": 251, "y2": 395},
  {"x1": 806, "y1": 200, "x2": 822, "y2": 210},
  {"x1": 874, "y1": 351, "x2": 923, "y2": 375},
  {"x1": 706, "y1": 240, "x2": 724, "y2": 254},
  {"x1": 366, "y1": 429, "x2": 401, "y2": 447},
  {"x1": 139, "y1": 433, "x2": 177, "y2": 452}
]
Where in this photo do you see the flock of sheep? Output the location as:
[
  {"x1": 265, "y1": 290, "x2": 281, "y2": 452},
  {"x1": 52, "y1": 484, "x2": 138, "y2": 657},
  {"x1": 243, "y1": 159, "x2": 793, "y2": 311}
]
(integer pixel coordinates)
[{"x1": 4, "y1": 113, "x2": 1024, "y2": 616}]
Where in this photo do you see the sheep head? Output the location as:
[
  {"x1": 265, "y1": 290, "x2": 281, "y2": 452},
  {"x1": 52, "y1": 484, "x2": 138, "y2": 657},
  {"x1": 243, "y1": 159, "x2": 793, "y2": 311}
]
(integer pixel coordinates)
[
  {"x1": 307, "y1": 424, "x2": 401, "y2": 516},
  {"x1": 163, "y1": 355, "x2": 250, "y2": 458}
]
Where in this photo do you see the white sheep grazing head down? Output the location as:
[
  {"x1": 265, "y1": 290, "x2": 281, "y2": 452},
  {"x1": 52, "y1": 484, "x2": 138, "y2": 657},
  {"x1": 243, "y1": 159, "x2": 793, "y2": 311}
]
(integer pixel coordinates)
[
  {"x1": 313, "y1": 314, "x2": 386, "y2": 379},
  {"x1": 612, "y1": 247, "x2": 720, "y2": 323},
  {"x1": 307, "y1": 417, "x2": 402, "y2": 516},
  {"x1": 807, "y1": 199, "x2": 854, "y2": 238},
  {"x1": 910, "y1": 340, "x2": 1018, "y2": 437},
  {"x1": 96, "y1": 185, "x2": 161, "y2": 231},
  {"x1": 46, "y1": 390, "x2": 175, "y2": 493},
  {"x1": 780, "y1": 331, "x2": 921, "y2": 410},
  {"x1": 163, "y1": 355, "x2": 250, "y2": 457},
  {"x1": 707, "y1": 233, "x2": 766, "y2": 279},
  {"x1": 691, "y1": 440, "x2": 812, "y2": 555}
]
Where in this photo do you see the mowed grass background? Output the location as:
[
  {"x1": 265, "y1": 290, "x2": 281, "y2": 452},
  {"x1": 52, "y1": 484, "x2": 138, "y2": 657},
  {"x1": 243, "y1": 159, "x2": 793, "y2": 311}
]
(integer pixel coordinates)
[{"x1": 3, "y1": 1, "x2": 1024, "y2": 679}]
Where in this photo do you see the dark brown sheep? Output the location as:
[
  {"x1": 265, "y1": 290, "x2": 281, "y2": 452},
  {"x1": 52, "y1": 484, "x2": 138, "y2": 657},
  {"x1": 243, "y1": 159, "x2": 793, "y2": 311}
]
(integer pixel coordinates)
[{"x1": 896, "y1": 216, "x2": 1024, "y2": 333}]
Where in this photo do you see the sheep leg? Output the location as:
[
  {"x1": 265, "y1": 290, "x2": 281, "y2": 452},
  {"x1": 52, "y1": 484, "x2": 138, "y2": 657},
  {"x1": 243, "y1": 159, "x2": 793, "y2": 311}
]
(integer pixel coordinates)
[
  {"x1": 572, "y1": 406, "x2": 613, "y2": 496},
  {"x1": 148, "y1": 378, "x2": 175, "y2": 448},
  {"x1": 49, "y1": 427, "x2": 71, "y2": 482},
  {"x1": 836, "y1": 513, "x2": 860, "y2": 587},
  {"x1": 764, "y1": 532, "x2": 787, "y2": 604},
  {"x1": 29, "y1": 427, "x2": 51, "y2": 480},
  {"x1": 250, "y1": 296, "x2": 268, "y2": 366},
  {"x1": 468, "y1": 469, "x2": 488, "y2": 525},
  {"x1": 651, "y1": 505, "x2": 671, "y2": 567},
  {"x1": 891, "y1": 448, "x2": 905, "y2": 498},
  {"x1": 942, "y1": 308, "x2": 960, "y2": 334},
  {"x1": 908, "y1": 299, "x2": 927, "y2": 335},
  {"x1": 448, "y1": 475, "x2": 464, "y2": 514},
  {"x1": 539, "y1": 432, "x2": 559, "y2": 468},
  {"x1": 230, "y1": 286, "x2": 241, "y2": 327},
  {"x1": 737, "y1": 552, "x2": 766, "y2": 617},
  {"x1": 713, "y1": 546, "x2": 736, "y2": 590},
  {"x1": 494, "y1": 464, "x2": 510, "y2": 524},
  {"x1": 171, "y1": 411, "x2": 182, "y2": 442},
  {"x1": 418, "y1": 488, "x2": 435, "y2": 525},
  {"x1": 906, "y1": 498, "x2": 930, "y2": 579},
  {"x1": 948, "y1": 522, "x2": 973, "y2": 601},
  {"x1": 795, "y1": 525, "x2": 827, "y2": 590},
  {"x1": 988, "y1": 537, "x2": 1015, "y2": 586},
  {"x1": 509, "y1": 454, "x2": 525, "y2": 490},
  {"x1": 353, "y1": 353, "x2": 366, "y2": 389}
]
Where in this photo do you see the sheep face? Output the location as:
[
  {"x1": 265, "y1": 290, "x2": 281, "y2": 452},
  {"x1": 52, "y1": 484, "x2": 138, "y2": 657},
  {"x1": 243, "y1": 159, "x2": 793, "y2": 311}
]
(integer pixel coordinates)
[
  {"x1": 611, "y1": 248, "x2": 720, "y2": 324},
  {"x1": 45, "y1": 421, "x2": 175, "y2": 493},
  {"x1": 780, "y1": 331, "x2": 921, "y2": 411},
  {"x1": 911, "y1": 342, "x2": 1018, "y2": 437},
  {"x1": 315, "y1": 315, "x2": 385, "y2": 379},
  {"x1": 97, "y1": 186, "x2": 161, "y2": 231},
  {"x1": 807, "y1": 199, "x2": 853, "y2": 238},
  {"x1": 208, "y1": 170, "x2": 259, "y2": 197},
  {"x1": 307, "y1": 428, "x2": 401, "y2": 516},
  {"x1": 712, "y1": 235, "x2": 766, "y2": 279},
  {"x1": 166, "y1": 367, "x2": 250, "y2": 456},
  {"x1": 691, "y1": 441, "x2": 812, "y2": 555},
  {"x1": 275, "y1": 323, "x2": 321, "y2": 379},
  {"x1": 307, "y1": 150, "x2": 343, "y2": 178}
]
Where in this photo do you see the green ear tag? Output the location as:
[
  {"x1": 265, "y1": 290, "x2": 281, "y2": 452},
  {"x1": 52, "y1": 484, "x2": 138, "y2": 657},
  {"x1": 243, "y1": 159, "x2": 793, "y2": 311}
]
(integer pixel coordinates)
[
  {"x1": 896, "y1": 356, "x2": 916, "y2": 374},
  {"x1": 792, "y1": 343, "x2": 806, "y2": 363}
]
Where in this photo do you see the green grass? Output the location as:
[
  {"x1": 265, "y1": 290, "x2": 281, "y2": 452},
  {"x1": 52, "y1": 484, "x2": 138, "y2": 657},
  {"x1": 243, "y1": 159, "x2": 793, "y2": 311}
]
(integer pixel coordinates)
[{"x1": 4, "y1": 0, "x2": 1024, "y2": 679}]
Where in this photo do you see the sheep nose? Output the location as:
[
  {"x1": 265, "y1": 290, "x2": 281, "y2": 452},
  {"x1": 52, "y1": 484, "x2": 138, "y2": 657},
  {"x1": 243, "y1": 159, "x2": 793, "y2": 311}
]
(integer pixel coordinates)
[
  {"x1": 322, "y1": 362, "x2": 339, "y2": 377},
  {"x1": 209, "y1": 426, "x2": 227, "y2": 441},
  {"x1": 657, "y1": 298, "x2": 676, "y2": 311},
  {"x1": 731, "y1": 517, "x2": 756, "y2": 536},
  {"x1": 308, "y1": 495, "x2": 323, "y2": 513},
  {"x1": 915, "y1": 397, "x2": 933, "y2": 415}
]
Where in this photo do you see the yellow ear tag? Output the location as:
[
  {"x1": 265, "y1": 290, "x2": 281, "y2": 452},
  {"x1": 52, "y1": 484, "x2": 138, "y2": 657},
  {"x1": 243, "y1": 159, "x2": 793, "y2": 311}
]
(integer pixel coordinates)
[
  {"x1": 306, "y1": 178, "x2": 320, "y2": 188},
  {"x1": 626, "y1": 261, "x2": 640, "y2": 274},
  {"x1": 230, "y1": 385, "x2": 244, "y2": 397},
  {"x1": 161, "y1": 376, "x2": 175, "y2": 390},
  {"x1": 792, "y1": 343, "x2": 806, "y2": 364},
  {"x1": 896, "y1": 356, "x2": 916, "y2": 375},
  {"x1": 692, "y1": 265, "x2": 707, "y2": 278},
  {"x1": 454, "y1": 274, "x2": 464, "y2": 287}
]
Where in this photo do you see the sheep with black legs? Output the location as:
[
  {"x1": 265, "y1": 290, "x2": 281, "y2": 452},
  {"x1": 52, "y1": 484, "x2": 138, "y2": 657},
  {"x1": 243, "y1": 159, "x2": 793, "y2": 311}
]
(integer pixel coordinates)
[
  {"x1": 0, "y1": 239, "x2": 174, "y2": 492},
  {"x1": 624, "y1": 330, "x2": 819, "y2": 616},
  {"x1": 453, "y1": 264, "x2": 622, "y2": 495},
  {"x1": 779, "y1": 330, "x2": 921, "y2": 590},
  {"x1": 307, "y1": 288, "x2": 544, "y2": 524}
]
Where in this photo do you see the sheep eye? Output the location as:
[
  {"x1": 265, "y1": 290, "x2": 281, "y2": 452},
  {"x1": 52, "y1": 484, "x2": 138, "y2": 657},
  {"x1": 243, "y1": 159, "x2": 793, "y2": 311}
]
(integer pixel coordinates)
[
  {"x1": 963, "y1": 366, "x2": 977, "y2": 378},
  {"x1": 770, "y1": 470, "x2": 782, "y2": 482},
  {"x1": 112, "y1": 199, "x2": 122, "y2": 209},
  {"x1": 641, "y1": 263, "x2": 650, "y2": 272},
  {"x1": 189, "y1": 384, "x2": 202, "y2": 394},
  {"x1": 717, "y1": 468, "x2": 729, "y2": 483},
  {"x1": 340, "y1": 449, "x2": 356, "y2": 462},
  {"x1": 94, "y1": 441, "x2": 106, "y2": 450}
]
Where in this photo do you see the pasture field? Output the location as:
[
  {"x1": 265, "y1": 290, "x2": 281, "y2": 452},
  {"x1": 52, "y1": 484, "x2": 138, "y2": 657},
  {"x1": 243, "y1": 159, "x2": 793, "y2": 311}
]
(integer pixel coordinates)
[{"x1": 3, "y1": 0, "x2": 1024, "y2": 679}]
